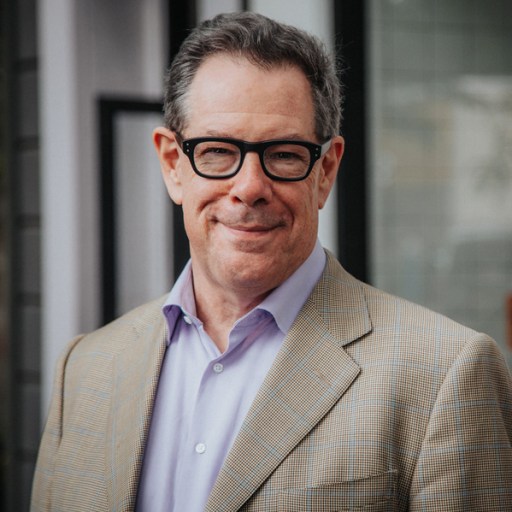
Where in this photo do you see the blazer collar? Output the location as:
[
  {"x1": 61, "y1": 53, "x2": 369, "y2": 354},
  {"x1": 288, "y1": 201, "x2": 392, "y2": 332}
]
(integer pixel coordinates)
[{"x1": 206, "y1": 252, "x2": 371, "y2": 511}]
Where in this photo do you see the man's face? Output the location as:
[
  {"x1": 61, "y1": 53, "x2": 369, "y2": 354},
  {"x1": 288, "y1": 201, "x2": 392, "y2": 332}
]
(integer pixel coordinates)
[{"x1": 155, "y1": 54, "x2": 343, "y2": 300}]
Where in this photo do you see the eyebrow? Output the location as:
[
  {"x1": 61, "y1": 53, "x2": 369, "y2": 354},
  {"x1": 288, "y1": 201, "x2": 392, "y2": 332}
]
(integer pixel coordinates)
[{"x1": 201, "y1": 130, "x2": 312, "y2": 141}]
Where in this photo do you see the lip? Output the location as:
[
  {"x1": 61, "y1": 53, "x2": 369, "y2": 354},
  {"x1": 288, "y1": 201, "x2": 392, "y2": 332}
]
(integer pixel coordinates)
[
  {"x1": 216, "y1": 221, "x2": 283, "y2": 242},
  {"x1": 221, "y1": 223, "x2": 279, "y2": 236},
  {"x1": 210, "y1": 209, "x2": 286, "y2": 242},
  {"x1": 226, "y1": 223, "x2": 277, "y2": 232}
]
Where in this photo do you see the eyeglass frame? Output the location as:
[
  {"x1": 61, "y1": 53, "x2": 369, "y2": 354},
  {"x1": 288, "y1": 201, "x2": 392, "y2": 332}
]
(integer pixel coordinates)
[{"x1": 175, "y1": 133, "x2": 332, "y2": 182}]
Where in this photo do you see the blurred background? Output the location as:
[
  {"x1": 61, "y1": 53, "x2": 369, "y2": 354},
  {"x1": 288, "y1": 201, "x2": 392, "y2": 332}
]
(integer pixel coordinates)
[{"x1": 1, "y1": 0, "x2": 511, "y2": 509}]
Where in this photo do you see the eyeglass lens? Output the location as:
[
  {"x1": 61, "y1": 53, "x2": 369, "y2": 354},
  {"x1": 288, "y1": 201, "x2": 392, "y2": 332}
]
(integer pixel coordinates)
[{"x1": 192, "y1": 140, "x2": 312, "y2": 179}]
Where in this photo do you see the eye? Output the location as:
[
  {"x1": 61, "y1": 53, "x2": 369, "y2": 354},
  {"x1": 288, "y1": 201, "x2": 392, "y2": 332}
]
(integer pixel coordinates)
[
  {"x1": 195, "y1": 142, "x2": 238, "y2": 158},
  {"x1": 272, "y1": 151, "x2": 299, "y2": 160},
  {"x1": 266, "y1": 145, "x2": 309, "y2": 163},
  {"x1": 204, "y1": 147, "x2": 230, "y2": 155}
]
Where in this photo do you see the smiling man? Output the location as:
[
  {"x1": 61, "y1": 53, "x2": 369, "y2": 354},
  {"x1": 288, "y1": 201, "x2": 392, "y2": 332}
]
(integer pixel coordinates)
[
  {"x1": 155, "y1": 53, "x2": 342, "y2": 353},
  {"x1": 32, "y1": 12, "x2": 512, "y2": 512}
]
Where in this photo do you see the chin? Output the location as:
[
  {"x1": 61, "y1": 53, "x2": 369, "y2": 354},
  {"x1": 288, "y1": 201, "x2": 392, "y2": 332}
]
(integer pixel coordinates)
[
  {"x1": 224, "y1": 257, "x2": 289, "y2": 290},
  {"x1": 219, "y1": 257, "x2": 268, "y2": 280}
]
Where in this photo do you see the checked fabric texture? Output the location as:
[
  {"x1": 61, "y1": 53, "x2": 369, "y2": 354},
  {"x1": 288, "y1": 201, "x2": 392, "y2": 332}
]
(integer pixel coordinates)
[{"x1": 31, "y1": 252, "x2": 512, "y2": 511}]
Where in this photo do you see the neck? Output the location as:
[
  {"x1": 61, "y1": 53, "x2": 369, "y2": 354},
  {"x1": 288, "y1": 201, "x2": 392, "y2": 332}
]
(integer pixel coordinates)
[{"x1": 192, "y1": 275, "x2": 272, "y2": 354}]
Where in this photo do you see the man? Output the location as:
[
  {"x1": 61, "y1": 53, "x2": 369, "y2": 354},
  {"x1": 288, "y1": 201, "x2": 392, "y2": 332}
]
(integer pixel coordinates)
[{"x1": 32, "y1": 12, "x2": 512, "y2": 512}]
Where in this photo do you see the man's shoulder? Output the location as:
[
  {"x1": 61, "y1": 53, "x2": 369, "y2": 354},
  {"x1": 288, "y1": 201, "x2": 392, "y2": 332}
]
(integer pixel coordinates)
[
  {"x1": 322, "y1": 251, "x2": 483, "y2": 349},
  {"x1": 69, "y1": 295, "x2": 167, "y2": 359},
  {"x1": 360, "y1": 277, "x2": 479, "y2": 342},
  {"x1": 318, "y1": 253, "x2": 501, "y2": 374}
]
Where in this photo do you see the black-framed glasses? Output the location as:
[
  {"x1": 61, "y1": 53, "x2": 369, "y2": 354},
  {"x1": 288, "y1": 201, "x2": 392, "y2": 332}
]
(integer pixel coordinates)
[{"x1": 176, "y1": 135, "x2": 332, "y2": 181}]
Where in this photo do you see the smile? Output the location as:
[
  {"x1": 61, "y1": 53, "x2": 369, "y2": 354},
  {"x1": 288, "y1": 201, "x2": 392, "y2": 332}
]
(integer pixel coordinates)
[
  {"x1": 216, "y1": 220, "x2": 284, "y2": 244},
  {"x1": 226, "y1": 223, "x2": 277, "y2": 232}
]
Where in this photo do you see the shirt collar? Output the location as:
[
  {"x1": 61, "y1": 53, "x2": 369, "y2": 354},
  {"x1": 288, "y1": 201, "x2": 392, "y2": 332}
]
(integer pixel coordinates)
[
  {"x1": 162, "y1": 239, "x2": 326, "y2": 343},
  {"x1": 254, "y1": 240, "x2": 325, "y2": 333}
]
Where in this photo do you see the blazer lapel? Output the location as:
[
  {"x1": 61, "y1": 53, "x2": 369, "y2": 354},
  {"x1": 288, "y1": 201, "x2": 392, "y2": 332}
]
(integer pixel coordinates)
[
  {"x1": 206, "y1": 253, "x2": 371, "y2": 511},
  {"x1": 105, "y1": 303, "x2": 168, "y2": 511}
]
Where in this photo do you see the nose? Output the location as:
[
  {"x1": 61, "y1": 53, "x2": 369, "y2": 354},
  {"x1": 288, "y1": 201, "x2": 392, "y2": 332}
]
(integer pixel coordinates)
[{"x1": 229, "y1": 152, "x2": 273, "y2": 206}]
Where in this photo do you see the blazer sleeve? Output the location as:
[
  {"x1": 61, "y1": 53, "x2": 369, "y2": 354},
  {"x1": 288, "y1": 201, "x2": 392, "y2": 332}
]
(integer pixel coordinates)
[
  {"x1": 30, "y1": 335, "x2": 84, "y2": 512},
  {"x1": 409, "y1": 333, "x2": 512, "y2": 510}
]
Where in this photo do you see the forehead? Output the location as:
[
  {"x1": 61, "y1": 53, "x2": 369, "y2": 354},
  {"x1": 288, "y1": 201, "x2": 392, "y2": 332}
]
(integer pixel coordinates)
[{"x1": 184, "y1": 54, "x2": 316, "y2": 138}]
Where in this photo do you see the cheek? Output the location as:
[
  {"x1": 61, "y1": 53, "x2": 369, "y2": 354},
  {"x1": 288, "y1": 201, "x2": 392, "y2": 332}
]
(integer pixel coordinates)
[
  {"x1": 180, "y1": 181, "x2": 221, "y2": 237},
  {"x1": 283, "y1": 196, "x2": 318, "y2": 244},
  {"x1": 291, "y1": 181, "x2": 320, "y2": 223},
  {"x1": 180, "y1": 176, "x2": 213, "y2": 213},
  {"x1": 180, "y1": 189, "x2": 203, "y2": 238}
]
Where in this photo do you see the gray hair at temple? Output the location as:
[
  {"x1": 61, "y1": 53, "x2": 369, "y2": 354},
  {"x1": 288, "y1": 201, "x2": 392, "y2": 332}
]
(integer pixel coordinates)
[{"x1": 163, "y1": 11, "x2": 343, "y2": 142}]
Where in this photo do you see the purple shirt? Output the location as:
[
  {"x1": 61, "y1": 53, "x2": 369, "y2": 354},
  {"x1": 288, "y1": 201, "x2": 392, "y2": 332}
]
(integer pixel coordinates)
[{"x1": 136, "y1": 241, "x2": 326, "y2": 511}]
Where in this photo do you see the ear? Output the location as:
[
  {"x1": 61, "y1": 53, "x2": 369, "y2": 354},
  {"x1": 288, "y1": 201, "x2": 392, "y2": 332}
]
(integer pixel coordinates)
[
  {"x1": 317, "y1": 135, "x2": 344, "y2": 209},
  {"x1": 153, "y1": 126, "x2": 184, "y2": 205}
]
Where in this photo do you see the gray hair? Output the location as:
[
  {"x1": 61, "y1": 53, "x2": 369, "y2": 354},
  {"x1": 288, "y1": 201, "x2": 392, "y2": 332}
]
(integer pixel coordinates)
[{"x1": 163, "y1": 11, "x2": 343, "y2": 142}]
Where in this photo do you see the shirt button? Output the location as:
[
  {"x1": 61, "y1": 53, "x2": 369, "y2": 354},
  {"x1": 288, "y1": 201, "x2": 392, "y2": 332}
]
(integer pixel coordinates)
[
  {"x1": 183, "y1": 315, "x2": 192, "y2": 325},
  {"x1": 213, "y1": 363, "x2": 224, "y2": 374},
  {"x1": 195, "y1": 443, "x2": 206, "y2": 454}
]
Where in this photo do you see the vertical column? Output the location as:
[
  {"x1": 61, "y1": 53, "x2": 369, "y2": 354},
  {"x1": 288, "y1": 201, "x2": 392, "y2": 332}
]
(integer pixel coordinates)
[
  {"x1": 39, "y1": 0, "x2": 82, "y2": 413},
  {"x1": 3, "y1": 0, "x2": 42, "y2": 508}
]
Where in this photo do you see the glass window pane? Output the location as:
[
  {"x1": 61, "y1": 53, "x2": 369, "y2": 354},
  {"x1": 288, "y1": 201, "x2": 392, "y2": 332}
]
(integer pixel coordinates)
[
  {"x1": 369, "y1": 0, "x2": 512, "y2": 366},
  {"x1": 116, "y1": 111, "x2": 172, "y2": 315}
]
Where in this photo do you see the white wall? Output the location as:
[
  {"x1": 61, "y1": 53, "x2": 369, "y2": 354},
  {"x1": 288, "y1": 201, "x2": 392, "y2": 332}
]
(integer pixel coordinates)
[{"x1": 39, "y1": 0, "x2": 167, "y2": 413}]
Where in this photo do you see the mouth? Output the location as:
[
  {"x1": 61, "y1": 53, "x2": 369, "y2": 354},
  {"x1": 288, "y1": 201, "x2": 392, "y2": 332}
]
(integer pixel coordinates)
[
  {"x1": 213, "y1": 213, "x2": 285, "y2": 242},
  {"x1": 219, "y1": 223, "x2": 282, "y2": 241},
  {"x1": 214, "y1": 210, "x2": 285, "y2": 230},
  {"x1": 225, "y1": 223, "x2": 279, "y2": 232}
]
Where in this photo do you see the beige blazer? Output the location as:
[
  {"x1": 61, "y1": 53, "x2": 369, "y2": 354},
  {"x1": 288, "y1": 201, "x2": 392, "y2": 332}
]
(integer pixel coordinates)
[{"x1": 31, "y1": 253, "x2": 512, "y2": 511}]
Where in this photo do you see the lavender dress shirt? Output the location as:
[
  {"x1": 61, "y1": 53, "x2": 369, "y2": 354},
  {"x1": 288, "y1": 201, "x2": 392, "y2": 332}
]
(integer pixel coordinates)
[{"x1": 136, "y1": 241, "x2": 326, "y2": 511}]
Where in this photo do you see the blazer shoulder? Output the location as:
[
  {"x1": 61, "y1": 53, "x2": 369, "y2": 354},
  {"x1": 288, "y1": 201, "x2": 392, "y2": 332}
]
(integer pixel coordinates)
[
  {"x1": 323, "y1": 250, "x2": 490, "y2": 359},
  {"x1": 69, "y1": 295, "x2": 167, "y2": 359},
  {"x1": 362, "y1": 279, "x2": 480, "y2": 339}
]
